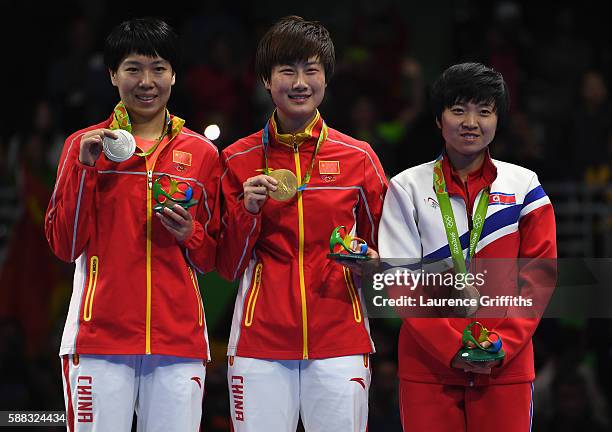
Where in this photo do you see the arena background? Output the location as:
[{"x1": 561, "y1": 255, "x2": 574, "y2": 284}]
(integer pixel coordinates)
[{"x1": 1, "y1": 0, "x2": 610, "y2": 430}]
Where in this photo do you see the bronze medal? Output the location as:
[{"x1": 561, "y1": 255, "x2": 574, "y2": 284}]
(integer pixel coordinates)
[{"x1": 268, "y1": 169, "x2": 298, "y2": 201}]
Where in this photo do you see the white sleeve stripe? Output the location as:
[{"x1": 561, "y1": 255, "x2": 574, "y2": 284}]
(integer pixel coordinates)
[
  {"x1": 520, "y1": 196, "x2": 551, "y2": 219},
  {"x1": 221, "y1": 145, "x2": 264, "y2": 181},
  {"x1": 99, "y1": 170, "x2": 147, "y2": 176},
  {"x1": 227, "y1": 259, "x2": 258, "y2": 355},
  {"x1": 201, "y1": 186, "x2": 212, "y2": 234},
  {"x1": 327, "y1": 138, "x2": 385, "y2": 190},
  {"x1": 307, "y1": 186, "x2": 375, "y2": 245},
  {"x1": 70, "y1": 171, "x2": 87, "y2": 262},
  {"x1": 51, "y1": 133, "x2": 85, "y2": 212},
  {"x1": 152, "y1": 171, "x2": 204, "y2": 188},
  {"x1": 186, "y1": 251, "x2": 205, "y2": 274},
  {"x1": 180, "y1": 131, "x2": 218, "y2": 153},
  {"x1": 358, "y1": 188, "x2": 376, "y2": 245},
  {"x1": 233, "y1": 218, "x2": 258, "y2": 280},
  {"x1": 476, "y1": 223, "x2": 519, "y2": 253}
]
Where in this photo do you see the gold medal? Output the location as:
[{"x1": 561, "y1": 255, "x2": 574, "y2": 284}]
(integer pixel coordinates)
[{"x1": 268, "y1": 169, "x2": 298, "y2": 201}]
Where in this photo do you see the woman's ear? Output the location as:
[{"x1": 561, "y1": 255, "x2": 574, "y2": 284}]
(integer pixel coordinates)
[{"x1": 109, "y1": 69, "x2": 118, "y2": 87}]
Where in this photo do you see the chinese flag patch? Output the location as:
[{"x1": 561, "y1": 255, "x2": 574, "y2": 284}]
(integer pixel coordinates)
[
  {"x1": 173, "y1": 150, "x2": 192, "y2": 166},
  {"x1": 319, "y1": 160, "x2": 340, "y2": 175}
]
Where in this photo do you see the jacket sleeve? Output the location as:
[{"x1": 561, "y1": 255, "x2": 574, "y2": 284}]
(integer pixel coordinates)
[
  {"x1": 378, "y1": 177, "x2": 464, "y2": 366},
  {"x1": 215, "y1": 150, "x2": 261, "y2": 281},
  {"x1": 356, "y1": 144, "x2": 388, "y2": 249},
  {"x1": 490, "y1": 174, "x2": 557, "y2": 367},
  {"x1": 44, "y1": 132, "x2": 98, "y2": 263},
  {"x1": 182, "y1": 145, "x2": 222, "y2": 274}
]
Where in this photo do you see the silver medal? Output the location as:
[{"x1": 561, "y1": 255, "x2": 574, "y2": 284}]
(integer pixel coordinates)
[{"x1": 103, "y1": 129, "x2": 136, "y2": 162}]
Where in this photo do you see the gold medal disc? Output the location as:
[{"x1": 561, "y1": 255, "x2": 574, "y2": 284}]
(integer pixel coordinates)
[{"x1": 268, "y1": 169, "x2": 298, "y2": 201}]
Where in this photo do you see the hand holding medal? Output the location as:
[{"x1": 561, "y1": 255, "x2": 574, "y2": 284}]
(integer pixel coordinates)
[
  {"x1": 78, "y1": 129, "x2": 121, "y2": 166},
  {"x1": 243, "y1": 175, "x2": 279, "y2": 214},
  {"x1": 250, "y1": 116, "x2": 327, "y2": 210}
]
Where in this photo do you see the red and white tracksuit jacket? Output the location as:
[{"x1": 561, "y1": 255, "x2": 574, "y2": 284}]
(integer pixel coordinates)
[
  {"x1": 378, "y1": 153, "x2": 557, "y2": 385},
  {"x1": 45, "y1": 113, "x2": 220, "y2": 359},
  {"x1": 216, "y1": 112, "x2": 387, "y2": 359}
]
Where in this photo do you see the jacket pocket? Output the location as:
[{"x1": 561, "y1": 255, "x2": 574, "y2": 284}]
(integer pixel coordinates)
[
  {"x1": 343, "y1": 267, "x2": 362, "y2": 323},
  {"x1": 83, "y1": 256, "x2": 99, "y2": 322},
  {"x1": 188, "y1": 267, "x2": 203, "y2": 327},
  {"x1": 244, "y1": 263, "x2": 263, "y2": 327}
]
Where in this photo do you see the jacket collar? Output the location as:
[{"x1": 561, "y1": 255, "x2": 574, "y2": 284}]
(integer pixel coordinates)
[
  {"x1": 108, "y1": 101, "x2": 184, "y2": 141},
  {"x1": 441, "y1": 149, "x2": 497, "y2": 198},
  {"x1": 269, "y1": 110, "x2": 323, "y2": 148}
]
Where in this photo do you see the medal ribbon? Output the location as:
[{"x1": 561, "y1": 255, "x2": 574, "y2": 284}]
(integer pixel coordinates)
[
  {"x1": 261, "y1": 117, "x2": 328, "y2": 192},
  {"x1": 109, "y1": 101, "x2": 185, "y2": 157},
  {"x1": 433, "y1": 157, "x2": 489, "y2": 274}
]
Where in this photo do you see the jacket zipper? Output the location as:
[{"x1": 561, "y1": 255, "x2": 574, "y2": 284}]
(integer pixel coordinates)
[
  {"x1": 143, "y1": 131, "x2": 179, "y2": 354},
  {"x1": 463, "y1": 180, "x2": 473, "y2": 231},
  {"x1": 146, "y1": 167, "x2": 153, "y2": 354},
  {"x1": 293, "y1": 140, "x2": 309, "y2": 359}
]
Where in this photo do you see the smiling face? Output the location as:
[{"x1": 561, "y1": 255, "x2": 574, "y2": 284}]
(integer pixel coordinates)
[
  {"x1": 264, "y1": 56, "x2": 326, "y2": 133},
  {"x1": 110, "y1": 53, "x2": 175, "y2": 125},
  {"x1": 437, "y1": 100, "x2": 498, "y2": 160}
]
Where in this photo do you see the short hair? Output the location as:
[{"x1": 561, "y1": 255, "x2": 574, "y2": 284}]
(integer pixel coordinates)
[
  {"x1": 255, "y1": 16, "x2": 335, "y2": 84},
  {"x1": 104, "y1": 17, "x2": 180, "y2": 72},
  {"x1": 430, "y1": 62, "x2": 510, "y2": 125}
]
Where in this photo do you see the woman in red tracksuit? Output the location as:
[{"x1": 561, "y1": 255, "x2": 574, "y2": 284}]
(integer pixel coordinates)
[
  {"x1": 45, "y1": 18, "x2": 220, "y2": 431},
  {"x1": 216, "y1": 16, "x2": 387, "y2": 432}
]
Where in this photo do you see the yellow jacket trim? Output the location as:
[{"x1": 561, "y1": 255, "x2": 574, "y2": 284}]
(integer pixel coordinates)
[
  {"x1": 188, "y1": 267, "x2": 203, "y2": 327},
  {"x1": 83, "y1": 256, "x2": 99, "y2": 321},
  {"x1": 343, "y1": 267, "x2": 362, "y2": 323},
  {"x1": 272, "y1": 110, "x2": 320, "y2": 147},
  {"x1": 244, "y1": 263, "x2": 263, "y2": 327}
]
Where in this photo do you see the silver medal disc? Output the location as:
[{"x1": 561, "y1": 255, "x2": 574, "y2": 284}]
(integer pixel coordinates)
[{"x1": 103, "y1": 129, "x2": 136, "y2": 162}]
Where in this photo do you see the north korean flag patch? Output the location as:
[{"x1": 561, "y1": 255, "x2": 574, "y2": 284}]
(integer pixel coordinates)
[
  {"x1": 173, "y1": 150, "x2": 192, "y2": 167},
  {"x1": 489, "y1": 192, "x2": 516, "y2": 205},
  {"x1": 319, "y1": 160, "x2": 340, "y2": 175}
]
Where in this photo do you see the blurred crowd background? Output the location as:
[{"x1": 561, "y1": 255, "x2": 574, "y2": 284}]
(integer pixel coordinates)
[{"x1": 0, "y1": 0, "x2": 610, "y2": 430}]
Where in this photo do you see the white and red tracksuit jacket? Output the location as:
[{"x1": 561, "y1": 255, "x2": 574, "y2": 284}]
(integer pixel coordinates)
[
  {"x1": 45, "y1": 113, "x2": 220, "y2": 359},
  {"x1": 216, "y1": 112, "x2": 388, "y2": 359},
  {"x1": 378, "y1": 153, "x2": 557, "y2": 385}
]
